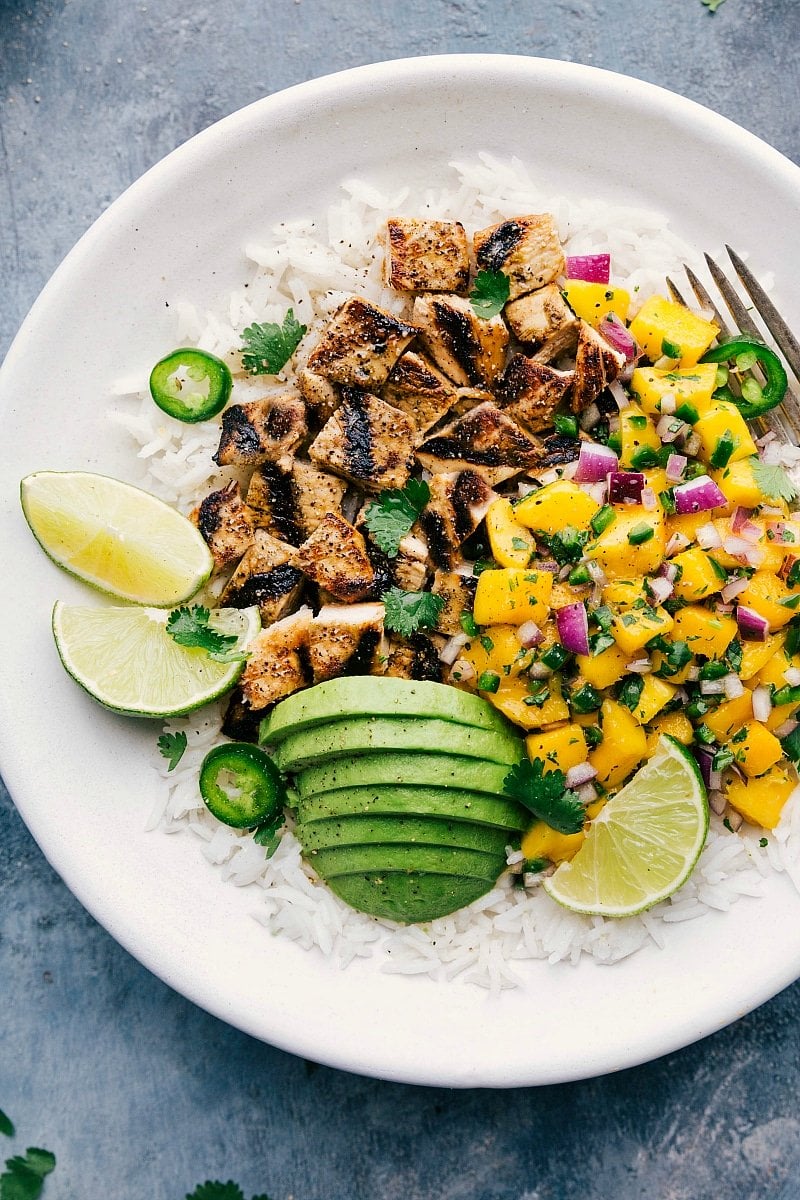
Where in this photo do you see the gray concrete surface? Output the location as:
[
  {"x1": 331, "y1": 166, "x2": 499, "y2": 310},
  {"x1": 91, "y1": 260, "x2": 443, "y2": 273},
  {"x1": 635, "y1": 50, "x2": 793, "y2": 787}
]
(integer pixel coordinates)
[{"x1": 2, "y1": 2, "x2": 800, "y2": 1197}]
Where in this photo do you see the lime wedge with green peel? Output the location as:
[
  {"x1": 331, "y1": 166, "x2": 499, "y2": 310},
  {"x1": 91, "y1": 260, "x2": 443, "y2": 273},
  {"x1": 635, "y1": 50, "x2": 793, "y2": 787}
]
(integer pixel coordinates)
[
  {"x1": 543, "y1": 736, "x2": 709, "y2": 918},
  {"x1": 52, "y1": 602, "x2": 260, "y2": 717},
  {"x1": 21, "y1": 471, "x2": 213, "y2": 606}
]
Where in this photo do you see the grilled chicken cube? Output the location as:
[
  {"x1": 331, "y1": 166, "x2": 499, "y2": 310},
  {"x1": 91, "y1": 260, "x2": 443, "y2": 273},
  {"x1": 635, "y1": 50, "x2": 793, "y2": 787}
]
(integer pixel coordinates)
[
  {"x1": 308, "y1": 387, "x2": 416, "y2": 493},
  {"x1": 572, "y1": 320, "x2": 626, "y2": 413},
  {"x1": 382, "y1": 351, "x2": 459, "y2": 439},
  {"x1": 291, "y1": 512, "x2": 376, "y2": 602},
  {"x1": 213, "y1": 394, "x2": 307, "y2": 470},
  {"x1": 383, "y1": 634, "x2": 443, "y2": 682},
  {"x1": 494, "y1": 355, "x2": 575, "y2": 433},
  {"x1": 296, "y1": 367, "x2": 340, "y2": 425},
  {"x1": 505, "y1": 283, "x2": 580, "y2": 362},
  {"x1": 246, "y1": 460, "x2": 347, "y2": 546},
  {"x1": 220, "y1": 530, "x2": 305, "y2": 625},
  {"x1": 431, "y1": 570, "x2": 475, "y2": 636},
  {"x1": 309, "y1": 602, "x2": 386, "y2": 682},
  {"x1": 392, "y1": 533, "x2": 430, "y2": 593},
  {"x1": 412, "y1": 294, "x2": 509, "y2": 389},
  {"x1": 473, "y1": 214, "x2": 564, "y2": 301},
  {"x1": 306, "y1": 297, "x2": 419, "y2": 390},
  {"x1": 239, "y1": 606, "x2": 313, "y2": 712},
  {"x1": 416, "y1": 401, "x2": 542, "y2": 486},
  {"x1": 191, "y1": 480, "x2": 255, "y2": 568},
  {"x1": 384, "y1": 218, "x2": 470, "y2": 293},
  {"x1": 418, "y1": 469, "x2": 496, "y2": 570}
]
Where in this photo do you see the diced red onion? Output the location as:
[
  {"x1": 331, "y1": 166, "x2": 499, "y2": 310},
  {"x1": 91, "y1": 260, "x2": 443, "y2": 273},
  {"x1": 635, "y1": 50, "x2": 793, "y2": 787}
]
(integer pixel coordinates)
[
  {"x1": 724, "y1": 806, "x2": 744, "y2": 832},
  {"x1": 566, "y1": 253, "x2": 610, "y2": 283},
  {"x1": 528, "y1": 662, "x2": 552, "y2": 681},
  {"x1": 761, "y1": 505, "x2": 784, "y2": 517},
  {"x1": 709, "y1": 768, "x2": 723, "y2": 792},
  {"x1": 768, "y1": 521, "x2": 792, "y2": 543},
  {"x1": 665, "y1": 453, "x2": 688, "y2": 482},
  {"x1": 723, "y1": 535, "x2": 754, "y2": 559},
  {"x1": 583, "y1": 481, "x2": 609, "y2": 505},
  {"x1": 674, "y1": 475, "x2": 727, "y2": 515},
  {"x1": 556, "y1": 601, "x2": 590, "y2": 656},
  {"x1": 697, "y1": 523, "x2": 723, "y2": 550},
  {"x1": 687, "y1": 665, "x2": 701, "y2": 682},
  {"x1": 450, "y1": 657, "x2": 475, "y2": 683},
  {"x1": 721, "y1": 576, "x2": 749, "y2": 602},
  {"x1": 598, "y1": 313, "x2": 638, "y2": 361},
  {"x1": 577, "y1": 782, "x2": 598, "y2": 805},
  {"x1": 659, "y1": 561, "x2": 679, "y2": 583},
  {"x1": 774, "y1": 718, "x2": 799, "y2": 738},
  {"x1": 700, "y1": 678, "x2": 726, "y2": 695},
  {"x1": 656, "y1": 414, "x2": 688, "y2": 444},
  {"x1": 752, "y1": 685, "x2": 773, "y2": 723},
  {"x1": 709, "y1": 790, "x2": 727, "y2": 816},
  {"x1": 738, "y1": 521, "x2": 762, "y2": 545},
  {"x1": 717, "y1": 603, "x2": 734, "y2": 615},
  {"x1": 757, "y1": 430, "x2": 778, "y2": 449},
  {"x1": 609, "y1": 471, "x2": 645, "y2": 504},
  {"x1": 609, "y1": 381, "x2": 630, "y2": 410},
  {"x1": 737, "y1": 604, "x2": 770, "y2": 641},
  {"x1": 646, "y1": 575, "x2": 673, "y2": 604},
  {"x1": 641, "y1": 486, "x2": 657, "y2": 512},
  {"x1": 659, "y1": 393, "x2": 677, "y2": 415},
  {"x1": 566, "y1": 762, "x2": 598, "y2": 788},
  {"x1": 587, "y1": 561, "x2": 607, "y2": 586},
  {"x1": 439, "y1": 632, "x2": 469, "y2": 666},
  {"x1": 579, "y1": 402, "x2": 602, "y2": 432},
  {"x1": 626, "y1": 657, "x2": 653, "y2": 674},
  {"x1": 784, "y1": 667, "x2": 800, "y2": 687},
  {"x1": 558, "y1": 563, "x2": 573, "y2": 581},
  {"x1": 517, "y1": 620, "x2": 544, "y2": 648},
  {"x1": 537, "y1": 559, "x2": 560, "y2": 574},
  {"x1": 684, "y1": 432, "x2": 702, "y2": 457},
  {"x1": 723, "y1": 674, "x2": 745, "y2": 700},
  {"x1": 665, "y1": 532, "x2": 691, "y2": 557},
  {"x1": 695, "y1": 747, "x2": 715, "y2": 790},
  {"x1": 731, "y1": 506, "x2": 754, "y2": 534},
  {"x1": 574, "y1": 440, "x2": 619, "y2": 483},
  {"x1": 561, "y1": 460, "x2": 579, "y2": 480}
]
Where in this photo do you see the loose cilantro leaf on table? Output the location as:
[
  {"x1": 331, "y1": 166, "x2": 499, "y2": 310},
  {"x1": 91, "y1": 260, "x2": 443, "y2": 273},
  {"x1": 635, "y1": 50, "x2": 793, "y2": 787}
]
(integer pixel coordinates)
[
  {"x1": 157, "y1": 730, "x2": 188, "y2": 771},
  {"x1": 0, "y1": 1115, "x2": 12, "y2": 1140},
  {"x1": 751, "y1": 459, "x2": 798, "y2": 504},
  {"x1": 0, "y1": 1147, "x2": 56, "y2": 1200},
  {"x1": 240, "y1": 309, "x2": 306, "y2": 375},
  {"x1": 166, "y1": 607, "x2": 245, "y2": 662},
  {"x1": 503, "y1": 758, "x2": 585, "y2": 835},
  {"x1": 363, "y1": 479, "x2": 430, "y2": 557},
  {"x1": 701, "y1": 0, "x2": 726, "y2": 11},
  {"x1": 382, "y1": 587, "x2": 445, "y2": 636},
  {"x1": 186, "y1": 1185, "x2": 272, "y2": 1200},
  {"x1": 469, "y1": 269, "x2": 510, "y2": 319}
]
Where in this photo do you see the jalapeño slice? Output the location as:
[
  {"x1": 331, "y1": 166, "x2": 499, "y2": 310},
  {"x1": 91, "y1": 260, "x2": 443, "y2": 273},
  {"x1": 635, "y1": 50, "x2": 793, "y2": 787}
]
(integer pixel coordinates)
[
  {"x1": 701, "y1": 335, "x2": 788, "y2": 419},
  {"x1": 199, "y1": 742, "x2": 285, "y2": 829},
  {"x1": 149, "y1": 347, "x2": 232, "y2": 423}
]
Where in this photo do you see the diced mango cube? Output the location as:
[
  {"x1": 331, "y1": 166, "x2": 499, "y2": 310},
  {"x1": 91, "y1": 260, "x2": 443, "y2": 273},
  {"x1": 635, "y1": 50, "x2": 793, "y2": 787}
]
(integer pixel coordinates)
[
  {"x1": 645, "y1": 710, "x2": 694, "y2": 755},
  {"x1": 704, "y1": 691, "x2": 753, "y2": 742},
  {"x1": 740, "y1": 633, "x2": 785, "y2": 681},
  {"x1": 486, "y1": 498, "x2": 535, "y2": 568},
  {"x1": 611, "y1": 604, "x2": 674, "y2": 655},
  {"x1": 729, "y1": 721, "x2": 782, "y2": 778},
  {"x1": 521, "y1": 820, "x2": 586, "y2": 865},
  {"x1": 665, "y1": 510, "x2": 712, "y2": 544},
  {"x1": 738, "y1": 570, "x2": 800, "y2": 632},
  {"x1": 617, "y1": 405, "x2": 662, "y2": 469},
  {"x1": 693, "y1": 401, "x2": 758, "y2": 466},
  {"x1": 754, "y1": 647, "x2": 800, "y2": 692},
  {"x1": 525, "y1": 723, "x2": 588, "y2": 773},
  {"x1": 561, "y1": 280, "x2": 630, "y2": 328},
  {"x1": 602, "y1": 577, "x2": 648, "y2": 609},
  {"x1": 630, "y1": 675, "x2": 676, "y2": 725},
  {"x1": 712, "y1": 458, "x2": 763, "y2": 508},
  {"x1": 671, "y1": 547, "x2": 725, "y2": 602},
  {"x1": 628, "y1": 295, "x2": 719, "y2": 367},
  {"x1": 472, "y1": 568, "x2": 553, "y2": 626},
  {"x1": 630, "y1": 363, "x2": 719, "y2": 418},
  {"x1": 575, "y1": 642, "x2": 631, "y2": 689},
  {"x1": 489, "y1": 676, "x2": 569, "y2": 730},
  {"x1": 725, "y1": 763, "x2": 797, "y2": 829},
  {"x1": 586, "y1": 504, "x2": 666, "y2": 578},
  {"x1": 671, "y1": 604, "x2": 738, "y2": 658},
  {"x1": 589, "y1": 699, "x2": 648, "y2": 789},
  {"x1": 514, "y1": 480, "x2": 600, "y2": 535},
  {"x1": 461, "y1": 624, "x2": 534, "y2": 682}
]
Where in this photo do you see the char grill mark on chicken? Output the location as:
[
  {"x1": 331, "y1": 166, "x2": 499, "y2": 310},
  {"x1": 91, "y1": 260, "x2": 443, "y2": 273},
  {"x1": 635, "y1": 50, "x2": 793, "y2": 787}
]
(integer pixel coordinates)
[
  {"x1": 494, "y1": 355, "x2": 574, "y2": 433},
  {"x1": 306, "y1": 296, "x2": 419, "y2": 390},
  {"x1": 213, "y1": 394, "x2": 307, "y2": 468},
  {"x1": 571, "y1": 320, "x2": 626, "y2": 413},
  {"x1": 239, "y1": 607, "x2": 314, "y2": 712},
  {"x1": 308, "y1": 388, "x2": 416, "y2": 493},
  {"x1": 412, "y1": 294, "x2": 508, "y2": 389},
  {"x1": 473, "y1": 213, "x2": 565, "y2": 301},
  {"x1": 418, "y1": 469, "x2": 496, "y2": 570},
  {"x1": 309, "y1": 602, "x2": 386, "y2": 683},
  {"x1": 382, "y1": 350, "x2": 459, "y2": 440},
  {"x1": 384, "y1": 218, "x2": 471, "y2": 294},
  {"x1": 416, "y1": 401, "x2": 543, "y2": 485},
  {"x1": 220, "y1": 530, "x2": 305, "y2": 625},
  {"x1": 291, "y1": 512, "x2": 377, "y2": 602},
  {"x1": 191, "y1": 480, "x2": 255, "y2": 568}
]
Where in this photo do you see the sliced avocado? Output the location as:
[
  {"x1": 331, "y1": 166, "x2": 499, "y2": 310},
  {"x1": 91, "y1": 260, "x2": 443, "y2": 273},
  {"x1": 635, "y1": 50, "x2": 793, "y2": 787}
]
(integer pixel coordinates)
[
  {"x1": 273, "y1": 717, "x2": 523, "y2": 773},
  {"x1": 309, "y1": 842, "x2": 504, "y2": 881},
  {"x1": 262, "y1": 676, "x2": 511, "y2": 744},
  {"x1": 296, "y1": 813, "x2": 513, "y2": 855},
  {"x1": 328, "y1": 872, "x2": 496, "y2": 923},
  {"x1": 294, "y1": 752, "x2": 514, "y2": 801},
  {"x1": 296, "y1": 784, "x2": 529, "y2": 832}
]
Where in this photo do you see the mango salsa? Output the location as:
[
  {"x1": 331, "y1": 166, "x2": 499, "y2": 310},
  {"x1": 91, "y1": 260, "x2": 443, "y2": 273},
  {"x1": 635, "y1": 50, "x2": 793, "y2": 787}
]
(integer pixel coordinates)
[{"x1": 628, "y1": 295, "x2": 719, "y2": 367}]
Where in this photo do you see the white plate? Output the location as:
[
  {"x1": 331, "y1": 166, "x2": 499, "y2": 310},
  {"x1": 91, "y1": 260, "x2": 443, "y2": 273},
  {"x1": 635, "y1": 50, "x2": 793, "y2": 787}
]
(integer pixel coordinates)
[{"x1": 2, "y1": 55, "x2": 800, "y2": 1088}]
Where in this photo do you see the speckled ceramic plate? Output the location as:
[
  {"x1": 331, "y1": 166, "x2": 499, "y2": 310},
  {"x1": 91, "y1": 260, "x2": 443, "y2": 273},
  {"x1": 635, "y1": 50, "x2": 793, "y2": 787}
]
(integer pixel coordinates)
[{"x1": 2, "y1": 56, "x2": 800, "y2": 1087}]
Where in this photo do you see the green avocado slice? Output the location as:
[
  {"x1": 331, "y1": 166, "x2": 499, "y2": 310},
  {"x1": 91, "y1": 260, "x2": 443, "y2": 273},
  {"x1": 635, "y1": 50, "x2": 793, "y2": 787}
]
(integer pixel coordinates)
[
  {"x1": 309, "y1": 842, "x2": 504, "y2": 881},
  {"x1": 328, "y1": 872, "x2": 497, "y2": 923},
  {"x1": 296, "y1": 783, "x2": 529, "y2": 832},
  {"x1": 274, "y1": 717, "x2": 523, "y2": 773},
  {"x1": 262, "y1": 676, "x2": 511, "y2": 743},
  {"x1": 296, "y1": 813, "x2": 513, "y2": 855},
  {"x1": 294, "y1": 752, "x2": 515, "y2": 800}
]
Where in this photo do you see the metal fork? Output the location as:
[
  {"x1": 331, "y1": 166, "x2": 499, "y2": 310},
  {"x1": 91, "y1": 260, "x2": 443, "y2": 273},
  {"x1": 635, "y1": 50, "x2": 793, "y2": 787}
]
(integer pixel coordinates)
[{"x1": 665, "y1": 247, "x2": 800, "y2": 446}]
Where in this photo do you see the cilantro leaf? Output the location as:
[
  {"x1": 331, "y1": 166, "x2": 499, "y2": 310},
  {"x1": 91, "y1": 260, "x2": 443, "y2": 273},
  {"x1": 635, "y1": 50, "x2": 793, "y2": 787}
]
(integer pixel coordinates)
[
  {"x1": 166, "y1": 607, "x2": 245, "y2": 662},
  {"x1": 157, "y1": 730, "x2": 188, "y2": 771},
  {"x1": 751, "y1": 458, "x2": 799, "y2": 504},
  {"x1": 468, "y1": 270, "x2": 510, "y2": 319},
  {"x1": 240, "y1": 310, "x2": 306, "y2": 375},
  {"x1": 701, "y1": 0, "x2": 726, "y2": 10},
  {"x1": 382, "y1": 587, "x2": 445, "y2": 636},
  {"x1": 503, "y1": 758, "x2": 585, "y2": 835},
  {"x1": 186, "y1": 1185, "x2": 245, "y2": 1200},
  {"x1": 1, "y1": 1147, "x2": 56, "y2": 1200},
  {"x1": 253, "y1": 813, "x2": 284, "y2": 858},
  {"x1": 363, "y1": 479, "x2": 430, "y2": 557},
  {"x1": 0, "y1": 1114, "x2": 12, "y2": 1140}
]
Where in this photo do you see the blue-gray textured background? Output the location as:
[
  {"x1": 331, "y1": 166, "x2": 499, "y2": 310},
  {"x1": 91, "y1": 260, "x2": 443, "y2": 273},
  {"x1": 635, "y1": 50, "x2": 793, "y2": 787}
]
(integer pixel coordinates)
[{"x1": 2, "y1": 2, "x2": 800, "y2": 1197}]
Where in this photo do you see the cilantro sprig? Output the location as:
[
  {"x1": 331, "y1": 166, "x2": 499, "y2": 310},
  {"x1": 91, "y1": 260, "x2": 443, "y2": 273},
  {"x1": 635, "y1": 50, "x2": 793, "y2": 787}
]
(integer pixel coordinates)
[
  {"x1": 468, "y1": 269, "x2": 510, "y2": 319},
  {"x1": 240, "y1": 309, "x2": 306, "y2": 375},
  {"x1": 363, "y1": 479, "x2": 430, "y2": 557},
  {"x1": 751, "y1": 458, "x2": 798, "y2": 504},
  {"x1": 158, "y1": 730, "x2": 188, "y2": 771},
  {"x1": 0, "y1": 1146, "x2": 56, "y2": 1200},
  {"x1": 382, "y1": 587, "x2": 445, "y2": 636},
  {"x1": 0, "y1": 1114, "x2": 12, "y2": 1140},
  {"x1": 166, "y1": 606, "x2": 246, "y2": 663},
  {"x1": 503, "y1": 758, "x2": 585, "y2": 835}
]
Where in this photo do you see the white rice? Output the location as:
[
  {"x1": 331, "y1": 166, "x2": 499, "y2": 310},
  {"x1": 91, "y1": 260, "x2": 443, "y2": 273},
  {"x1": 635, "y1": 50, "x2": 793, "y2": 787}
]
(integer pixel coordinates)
[{"x1": 114, "y1": 153, "x2": 800, "y2": 990}]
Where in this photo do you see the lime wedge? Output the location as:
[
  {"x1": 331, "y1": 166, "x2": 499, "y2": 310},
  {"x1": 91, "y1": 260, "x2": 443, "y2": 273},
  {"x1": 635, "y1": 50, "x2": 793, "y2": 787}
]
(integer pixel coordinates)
[
  {"x1": 21, "y1": 471, "x2": 213, "y2": 606},
  {"x1": 543, "y1": 736, "x2": 709, "y2": 917},
  {"x1": 52, "y1": 602, "x2": 260, "y2": 717}
]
